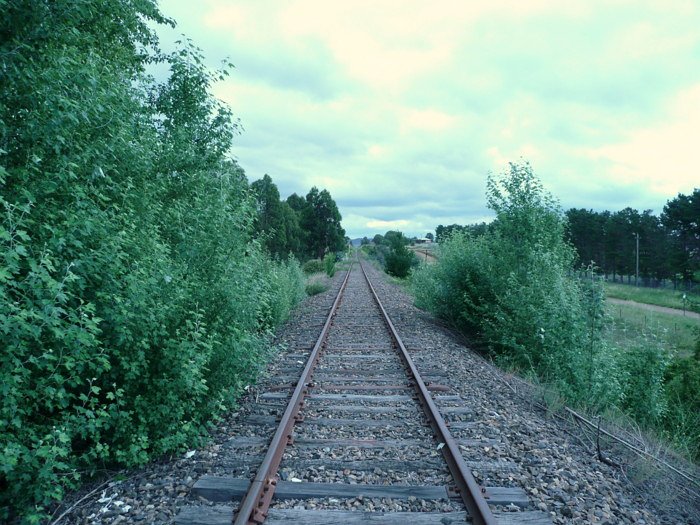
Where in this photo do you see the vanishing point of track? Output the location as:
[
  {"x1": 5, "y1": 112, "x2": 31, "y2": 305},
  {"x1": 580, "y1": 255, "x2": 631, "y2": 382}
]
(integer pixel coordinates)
[{"x1": 175, "y1": 259, "x2": 551, "y2": 524}]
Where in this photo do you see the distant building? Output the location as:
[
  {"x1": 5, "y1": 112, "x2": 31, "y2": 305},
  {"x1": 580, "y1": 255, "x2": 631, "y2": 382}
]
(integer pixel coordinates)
[{"x1": 414, "y1": 238, "x2": 433, "y2": 244}]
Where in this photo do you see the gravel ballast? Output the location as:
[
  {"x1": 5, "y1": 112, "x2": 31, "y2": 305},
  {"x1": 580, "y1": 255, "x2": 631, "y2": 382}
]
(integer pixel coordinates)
[{"x1": 52, "y1": 262, "x2": 699, "y2": 524}]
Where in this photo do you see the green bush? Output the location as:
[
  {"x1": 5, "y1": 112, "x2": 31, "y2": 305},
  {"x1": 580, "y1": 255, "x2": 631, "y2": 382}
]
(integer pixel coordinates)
[
  {"x1": 0, "y1": 3, "x2": 305, "y2": 521},
  {"x1": 412, "y1": 162, "x2": 700, "y2": 461},
  {"x1": 662, "y1": 341, "x2": 700, "y2": 459},
  {"x1": 618, "y1": 337, "x2": 669, "y2": 426},
  {"x1": 302, "y1": 259, "x2": 324, "y2": 275},
  {"x1": 323, "y1": 253, "x2": 336, "y2": 277},
  {"x1": 385, "y1": 244, "x2": 416, "y2": 278},
  {"x1": 413, "y1": 163, "x2": 623, "y2": 408},
  {"x1": 368, "y1": 230, "x2": 417, "y2": 278}
]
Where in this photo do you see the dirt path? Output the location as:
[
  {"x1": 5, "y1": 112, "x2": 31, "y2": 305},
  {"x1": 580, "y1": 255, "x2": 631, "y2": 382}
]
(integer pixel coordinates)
[{"x1": 608, "y1": 297, "x2": 700, "y2": 320}]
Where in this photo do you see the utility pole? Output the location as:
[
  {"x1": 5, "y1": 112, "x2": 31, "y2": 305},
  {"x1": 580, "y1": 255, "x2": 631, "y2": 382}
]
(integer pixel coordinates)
[{"x1": 636, "y1": 233, "x2": 640, "y2": 287}]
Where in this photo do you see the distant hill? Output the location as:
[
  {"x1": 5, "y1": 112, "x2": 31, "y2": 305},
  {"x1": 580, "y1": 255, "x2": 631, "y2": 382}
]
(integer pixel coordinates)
[{"x1": 350, "y1": 238, "x2": 364, "y2": 247}]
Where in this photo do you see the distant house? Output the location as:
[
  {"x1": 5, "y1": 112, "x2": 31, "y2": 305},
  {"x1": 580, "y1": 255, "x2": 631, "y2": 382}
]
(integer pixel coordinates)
[{"x1": 414, "y1": 238, "x2": 433, "y2": 244}]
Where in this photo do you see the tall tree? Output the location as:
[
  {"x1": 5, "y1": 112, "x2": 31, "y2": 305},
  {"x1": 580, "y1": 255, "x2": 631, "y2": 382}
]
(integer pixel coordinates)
[
  {"x1": 251, "y1": 174, "x2": 287, "y2": 256},
  {"x1": 662, "y1": 189, "x2": 700, "y2": 282},
  {"x1": 566, "y1": 209, "x2": 605, "y2": 269},
  {"x1": 302, "y1": 187, "x2": 345, "y2": 259},
  {"x1": 286, "y1": 192, "x2": 307, "y2": 214}
]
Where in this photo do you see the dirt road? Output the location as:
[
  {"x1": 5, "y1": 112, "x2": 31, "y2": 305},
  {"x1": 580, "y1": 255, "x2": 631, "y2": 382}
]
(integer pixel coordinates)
[{"x1": 608, "y1": 297, "x2": 700, "y2": 320}]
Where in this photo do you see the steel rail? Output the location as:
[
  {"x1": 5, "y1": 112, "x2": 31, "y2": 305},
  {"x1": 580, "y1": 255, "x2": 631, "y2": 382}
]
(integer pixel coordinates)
[
  {"x1": 358, "y1": 260, "x2": 497, "y2": 525},
  {"x1": 233, "y1": 265, "x2": 353, "y2": 525}
]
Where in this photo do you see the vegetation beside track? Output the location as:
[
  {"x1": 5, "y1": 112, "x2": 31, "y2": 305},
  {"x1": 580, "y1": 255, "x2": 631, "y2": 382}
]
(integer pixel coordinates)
[
  {"x1": 412, "y1": 162, "x2": 700, "y2": 463},
  {"x1": 360, "y1": 231, "x2": 419, "y2": 278},
  {"x1": 0, "y1": 2, "x2": 348, "y2": 521}
]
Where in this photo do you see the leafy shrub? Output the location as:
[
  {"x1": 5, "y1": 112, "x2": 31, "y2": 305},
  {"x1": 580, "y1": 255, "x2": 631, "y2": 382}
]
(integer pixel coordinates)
[
  {"x1": 618, "y1": 337, "x2": 669, "y2": 425},
  {"x1": 367, "y1": 230, "x2": 417, "y2": 278},
  {"x1": 303, "y1": 259, "x2": 324, "y2": 275},
  {"x1": 413, "y1": 162, "x2": 698, "y2": 460},
  {"x1": 662, "y1": 340, "x2": 700, "y2": 459},
  {"x1": 385, "y1": 243, "x2": 416, "y2": 278},
  {"x1": 0, "y1": 3, "x2": 305, "y2": 521},
  {"x1": 323, "y1": 253, "x2": 336, "y2": 277},
  {"x1": 413, "y1": 163, "x2": 623, "y2": 407}
]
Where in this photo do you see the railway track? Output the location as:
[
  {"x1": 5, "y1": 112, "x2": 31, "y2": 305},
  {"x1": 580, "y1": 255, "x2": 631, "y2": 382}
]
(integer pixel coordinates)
[{"x1": 175, "y1": 260, "x2": 551, "y2": 524}]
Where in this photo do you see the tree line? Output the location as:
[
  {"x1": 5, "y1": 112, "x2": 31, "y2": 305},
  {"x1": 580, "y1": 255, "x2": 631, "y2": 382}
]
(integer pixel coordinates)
[
  {"x1": 436, "y1": 188, "x2": 700, "y2": 287},
  {"x1": 565, "y1": 191, "x2": 699, "y2": 286},
  {"x1": 251, "y1": 174, "x2": 346, "y2": 261},
  {"x1": 0, "y1": 1, "x2": 342, "y2": 521}
]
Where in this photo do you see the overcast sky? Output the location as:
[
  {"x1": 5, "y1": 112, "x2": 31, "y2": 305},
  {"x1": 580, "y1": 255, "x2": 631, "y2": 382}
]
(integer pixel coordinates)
[{"x1": 156, "y1": 0, "x2": 699, "y2": 238}]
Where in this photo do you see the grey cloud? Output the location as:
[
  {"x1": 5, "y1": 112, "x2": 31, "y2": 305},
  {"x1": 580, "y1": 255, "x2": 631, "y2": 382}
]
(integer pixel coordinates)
[{"x1": 156, "y1": 0, "x2": 700, "y2": 240}]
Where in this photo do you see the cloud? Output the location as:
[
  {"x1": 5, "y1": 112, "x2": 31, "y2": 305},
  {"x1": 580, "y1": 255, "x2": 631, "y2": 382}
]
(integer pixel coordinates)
[
  {"x1": 582, "y1": 84, "x2": 700, "y2": 198},
  {"x1": 366, "y1": 219, "x2": 410, "y2": 229},
  {"x1": 156, "y1": 0, "x2": 700, "y2": 238}
]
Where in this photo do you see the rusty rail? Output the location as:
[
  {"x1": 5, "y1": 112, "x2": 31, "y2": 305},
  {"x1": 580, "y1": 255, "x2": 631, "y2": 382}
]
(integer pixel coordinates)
[
  {"x1": 233, "y1": 265, "x2": 353, "y2": 525},
  {"x1": 358, "y1": 260, "x2": 497, "y2": 525}
]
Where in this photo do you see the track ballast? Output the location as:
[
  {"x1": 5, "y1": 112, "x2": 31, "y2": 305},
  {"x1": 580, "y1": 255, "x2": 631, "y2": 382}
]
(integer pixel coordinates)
[{"x1": 175, "y1": 260, "x2": 551, "y2": 524}]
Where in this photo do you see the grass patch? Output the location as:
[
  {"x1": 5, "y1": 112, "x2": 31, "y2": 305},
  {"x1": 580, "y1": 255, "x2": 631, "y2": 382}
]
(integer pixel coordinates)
[
  {"x1": 335, "y1": 260, "x2": 352, "y2": 271},
  {"x1": 607, "y1": 301, "x2": 700, "y2": 358},
  {"x1": 305, "y1": 272, "x2": 330, "y2": 295},
  {"x1": 605, "y1": 282, "x2": 699, "y2": 313}
]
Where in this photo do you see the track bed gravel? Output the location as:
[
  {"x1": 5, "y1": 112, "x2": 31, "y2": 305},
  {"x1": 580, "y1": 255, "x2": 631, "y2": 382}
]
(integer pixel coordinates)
[{"x1": 52, "y1": 262, "x2": 696, "y2": 524}]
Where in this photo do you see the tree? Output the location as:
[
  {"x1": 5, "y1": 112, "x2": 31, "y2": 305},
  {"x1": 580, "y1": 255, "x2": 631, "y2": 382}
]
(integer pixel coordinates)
[
  {"x1": 251, "y1": 174, "x2": 288, "y2": 257},
  {"x1": 279, "y1": 201, "x2": 304, "y2": 258},
  {"x1": 662, "y1": 189, "x2": 700, "y2": 283},
  {"x1": 384, "y1": 230, "x2": 407, "y2": 247},
  {"x1": 415, "y1": 162, "x2": 613, "y2": 402},
  {"x1": 435, "y1": 224, "x2": 467, "y2": 242},
  {"x1": 566, "y1": 209, "x2": 605, "y2": 269},
  {"x1": 425, "y1": 232, "x2": 434, "y2": 241},
  {"x1": 286, "y1": 192, "x2": 307, "y2": 214},
  {"x1": 302, "y1": 187, "x2": 345, "y2": 259}
]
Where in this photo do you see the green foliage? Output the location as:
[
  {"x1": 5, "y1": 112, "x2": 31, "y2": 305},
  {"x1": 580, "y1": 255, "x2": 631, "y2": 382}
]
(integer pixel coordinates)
[
  {"x1": 323, "y1": 253, "x2": 336, "y2": 277},
  {"x1": 565, "y1": 188, "x2": 700, "y2": 286},
  {"x1": 414, "y1": 163, "x2": 627, "y2": 417},
  {"x1": 435, "y1": 222, "x2": 489, "y2": 242},
  {"x1": 618, "y1": 338, "x2": 669, "y2": 426},
  {"x1": 250, "y1": 180, "x2": 345, "y2": 262},
  {"x1": 302, "y1": 259, "x2": 325, "y2": 275},
  {"x1": 662, "y1": 342, "x2": 700, "y2": 459},
  {"x1": 0, "y1": 2, "x2": 305, "y2": 521},
  {"x1": 301, "y1": 187, "x2": 346, "y2": 260},
  {"x1": 415, "y1": 162, "x2": 700, "y2": 460},
  {"x1": 384, "y1": 243, "x2": 416, "y2": 278},
  {"x1": 365, "y1": 230, "x2": 417, "y2": 278},
  {"x1": 251, "y1": 175, "x2": 305, "y2": 259}
]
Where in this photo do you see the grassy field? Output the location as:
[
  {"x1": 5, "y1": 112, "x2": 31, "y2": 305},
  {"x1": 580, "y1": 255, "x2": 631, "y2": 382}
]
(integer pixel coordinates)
[
  {"x1": 605, "y1": 282, "x2": 700, "y2": 313},
  {"x1": 607, "y1": 301, "x2": 700, "y2": 358}
]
